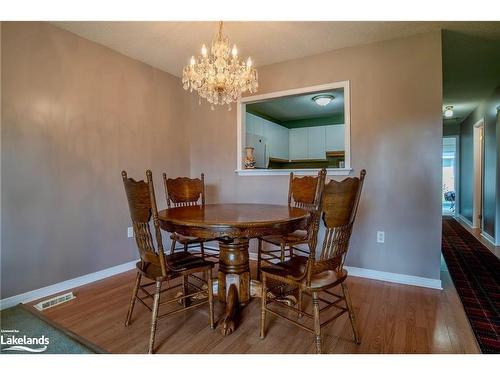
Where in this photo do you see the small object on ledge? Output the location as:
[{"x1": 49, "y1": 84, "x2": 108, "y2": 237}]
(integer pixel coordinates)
[{"x1": 244, "y1": 146, "x2": 256, "y2": 169}]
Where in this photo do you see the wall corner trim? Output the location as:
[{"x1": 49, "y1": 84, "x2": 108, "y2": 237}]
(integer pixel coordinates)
[{"x1": 0, "y1": 259, "x2": 138, "y2": 310}]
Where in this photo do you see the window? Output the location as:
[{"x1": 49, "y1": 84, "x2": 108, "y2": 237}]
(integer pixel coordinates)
[{"x1": 236, "y1": 81, "x2": 351, "y2": 176}]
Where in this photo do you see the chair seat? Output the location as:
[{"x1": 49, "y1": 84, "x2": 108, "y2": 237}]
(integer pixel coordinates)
[
  {"x1": 261, "y1": 230, "x2": 308, "y2": 246},
  {"x1": 261, "y1": 256, "x2": 348, "y2": 289},
  {"x1": 171, "y1": 233, "x2": 204, "y2": 244},
  {"x1": 136, "y1": 252, "x2": 213, "y2": 280},
  {"x1": 167, "y1": 251, "x2": 213, "y2": 269},
  {"x1": 308, "y1": 269, "x2": 347, "y2": 289},
  {"x1": 260, "y1": 256, "x2": 309, "y2": 279}
]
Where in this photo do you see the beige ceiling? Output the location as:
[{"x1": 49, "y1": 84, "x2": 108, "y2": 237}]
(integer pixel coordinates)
[{"x1": 52, "y1": 21, "x2": 500, "y2": 77}]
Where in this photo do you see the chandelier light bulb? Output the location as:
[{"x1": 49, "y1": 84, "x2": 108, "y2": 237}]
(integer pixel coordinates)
[
  {"x1": 201, "y1": 44, "x2": 208, "y2": 57},
  {"x1": 231, "y1": 45, "x2": 238, "y2": 58},
  {"x1": 190, "y1": 56, "x2": 196, "y2": 66},
  {"x1": 246, "y1": 57, "x2": 252, "y2": 68}
]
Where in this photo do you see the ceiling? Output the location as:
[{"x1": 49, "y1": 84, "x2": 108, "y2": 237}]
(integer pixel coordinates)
[
  {"x1": 53, "y1": 21, "x2": 500, "y2": 78},
  {"x1": 442, "y1": 30, "x2": 500, "y2": 124},
  {"x1": 247, "y1": 89, "x2": 344, "y2": 128}
]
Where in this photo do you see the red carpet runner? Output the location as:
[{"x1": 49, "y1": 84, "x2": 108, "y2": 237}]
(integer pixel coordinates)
[{"x1": 442, "y1": 217, "x2": 500, "y2": 353}]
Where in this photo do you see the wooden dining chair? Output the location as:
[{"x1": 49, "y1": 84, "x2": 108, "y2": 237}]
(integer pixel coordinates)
[
  {"x1": 256, "y1": 168, "x2": 327, "y2": 280},
  {"x1": 259, "y1": 170, "x2": 366, "y2": 354},
  {"x1": 122, "y1": 170, "x2": 215, "y2": 354},
  {"x1": 163, "y1": 173, "x2": 216, "y2": 260}
]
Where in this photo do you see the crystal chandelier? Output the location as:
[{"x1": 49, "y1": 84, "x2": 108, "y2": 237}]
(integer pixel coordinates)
[{"x1": 182, "y1": 21, "x2": 258, "y2": 110}]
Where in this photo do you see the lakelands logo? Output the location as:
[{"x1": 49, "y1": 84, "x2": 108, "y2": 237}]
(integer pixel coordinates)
[{"x1": 1, "y1": 329, "x2": 49, "y2": 353}]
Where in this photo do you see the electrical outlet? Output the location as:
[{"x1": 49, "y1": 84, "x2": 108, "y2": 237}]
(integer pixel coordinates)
[
  {"x1": 376, "y1": 231, "x2": 385, "y2": 243},
  {"x1": 127, "y1": 227, "x2": 134, "y2": 238}
]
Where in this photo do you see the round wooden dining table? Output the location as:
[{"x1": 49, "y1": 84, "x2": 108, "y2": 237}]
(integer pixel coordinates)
[{"x1": 158, "y1": 203, "x2": 310, "y2": 335}]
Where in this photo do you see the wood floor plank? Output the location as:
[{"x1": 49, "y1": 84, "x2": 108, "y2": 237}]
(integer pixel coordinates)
[{"x1": 33, "y1": 261, "x2": 480, "y2": 354}]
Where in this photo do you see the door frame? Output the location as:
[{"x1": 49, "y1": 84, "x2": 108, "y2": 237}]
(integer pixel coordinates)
[
  {"x1": 472, "y1": 118, "x2": 485, "y2": 229},
  {"x1": 442, "y1": 135, "x2": 460, "y2": 217}
]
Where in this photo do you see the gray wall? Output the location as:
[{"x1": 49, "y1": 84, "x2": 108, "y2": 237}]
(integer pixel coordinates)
[
  {"x1": 459, "y1": 86, "x2": 500, "y2": 238},
  {"x1": 459, "y1": 119, "x2": 474, "y2": 221},
  {"x1": 186, "y1": 32, "x2": 444, "y2": 280},
  {"x1": 1, "y1": 22, "x2": 191, "y2": 298}
]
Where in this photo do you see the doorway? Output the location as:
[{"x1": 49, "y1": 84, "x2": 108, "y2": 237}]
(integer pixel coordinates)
[
  {"x1": 472, "y1": 119, "x2": 484, "y2": 229},
  {"x1": 442, "y1": 137, "x2": 458, "y2": 216}
]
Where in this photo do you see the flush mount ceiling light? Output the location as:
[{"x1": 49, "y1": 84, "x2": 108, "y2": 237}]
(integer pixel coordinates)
[
  {"x1": 444, "y1": 105, "x2": 454, "y2": 118},
  {"x1": 182, "y1": 21, "x2": 258, "y2": 110},
  {"x1": 312, "y1": 94, "x2": 334, "y2": 107}
]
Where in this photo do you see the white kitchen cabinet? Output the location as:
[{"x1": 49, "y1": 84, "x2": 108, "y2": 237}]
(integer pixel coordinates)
[
  {"x1": 261, "y1": 117, "x2": 289, "y2": 160},
  {"x1": 246, "y1": 113, "x2": 289, "y2": 160},
  {"x1": 289, "y1": 128, "x2": 308, "y2": 160},
  {"x1": 247, "y1": 113, "x2": 345, "y2": 162},
  {"x1": 269, "y1": 123, "x2": 289, "y2": 160},
  {"x1": 245, "y1": 113, "x2": 255, "y2": 135},
  {"x1": 290, "y1": 127, "x2": 328, "y2": 160},
  {"x1": 307, "y1": 126, "x2": 326, "y2": 159},
  {"x1": 325, "y1": 124, "x2": 345, "y2": 151},
  {"x1": 246, "y1": 113, "x2": 264, "y2": 137}
]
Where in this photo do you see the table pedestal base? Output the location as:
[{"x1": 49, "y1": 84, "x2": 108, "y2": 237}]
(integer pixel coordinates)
[
  {"x1": 178, "y1": 237, "x2": 298, "y2": 335},
  {"x1": 217, "y1": 239, "x2": 250, "y2": 335}
]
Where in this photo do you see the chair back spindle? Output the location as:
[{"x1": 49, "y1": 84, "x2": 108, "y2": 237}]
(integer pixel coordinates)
[
  {"x1": 122, "y1": 170, "x2": 167, "y2": 276},
  {"x1": 288, "y1": 170, "x2": 326, "y2": 211},
  {"x1": 163, "y1": 173, "x2": 205, "y2": 208},
  {"x1": 307, "y1": 170, "x2": 366, "y2": 283},
  {"x1": 256, "y1": 169, "x2": 327, "y2": 276},
  {"x1": 292, "y1": 169, "x2": 327, "y2": 251}
]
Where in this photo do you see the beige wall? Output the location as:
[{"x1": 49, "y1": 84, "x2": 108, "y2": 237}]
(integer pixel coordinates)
[
  {"x1": 1, "y1": 22, "x2": 190, "y2": 298},
  {"x1": 186, "y1": 32, "x2": 443, "y2": 280},
  {"x1": 1, "y1": 24, "x2": 443, "y2": 298}
]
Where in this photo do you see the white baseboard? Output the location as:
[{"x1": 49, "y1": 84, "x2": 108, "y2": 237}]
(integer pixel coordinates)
[
  {"x1": 1, "y1": 244, "x2": 443, "y2": 310},
  {"x1": 481, "y1": 231, "x2": 496, "y2": 246},
  {"x1": 344, "y1": 266, "x2": 442, "y2": 290},
  {"x1": 458, "y1": 214, "x2": 474, "y2": 229},
  {"x1": 457, "y1": 215, "x2": 498, "y2": 246},
  {"x1": 209, "y1": 245, "x2": 442, "y2": 289},
  {"x1": 0, "y1": 260, "x2": 138, "y2": 310}
]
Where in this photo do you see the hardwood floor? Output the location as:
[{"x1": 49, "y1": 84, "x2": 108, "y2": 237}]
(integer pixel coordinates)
[{"x1": 34, "y1": 260, "x2": 480, "y2": 354}]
